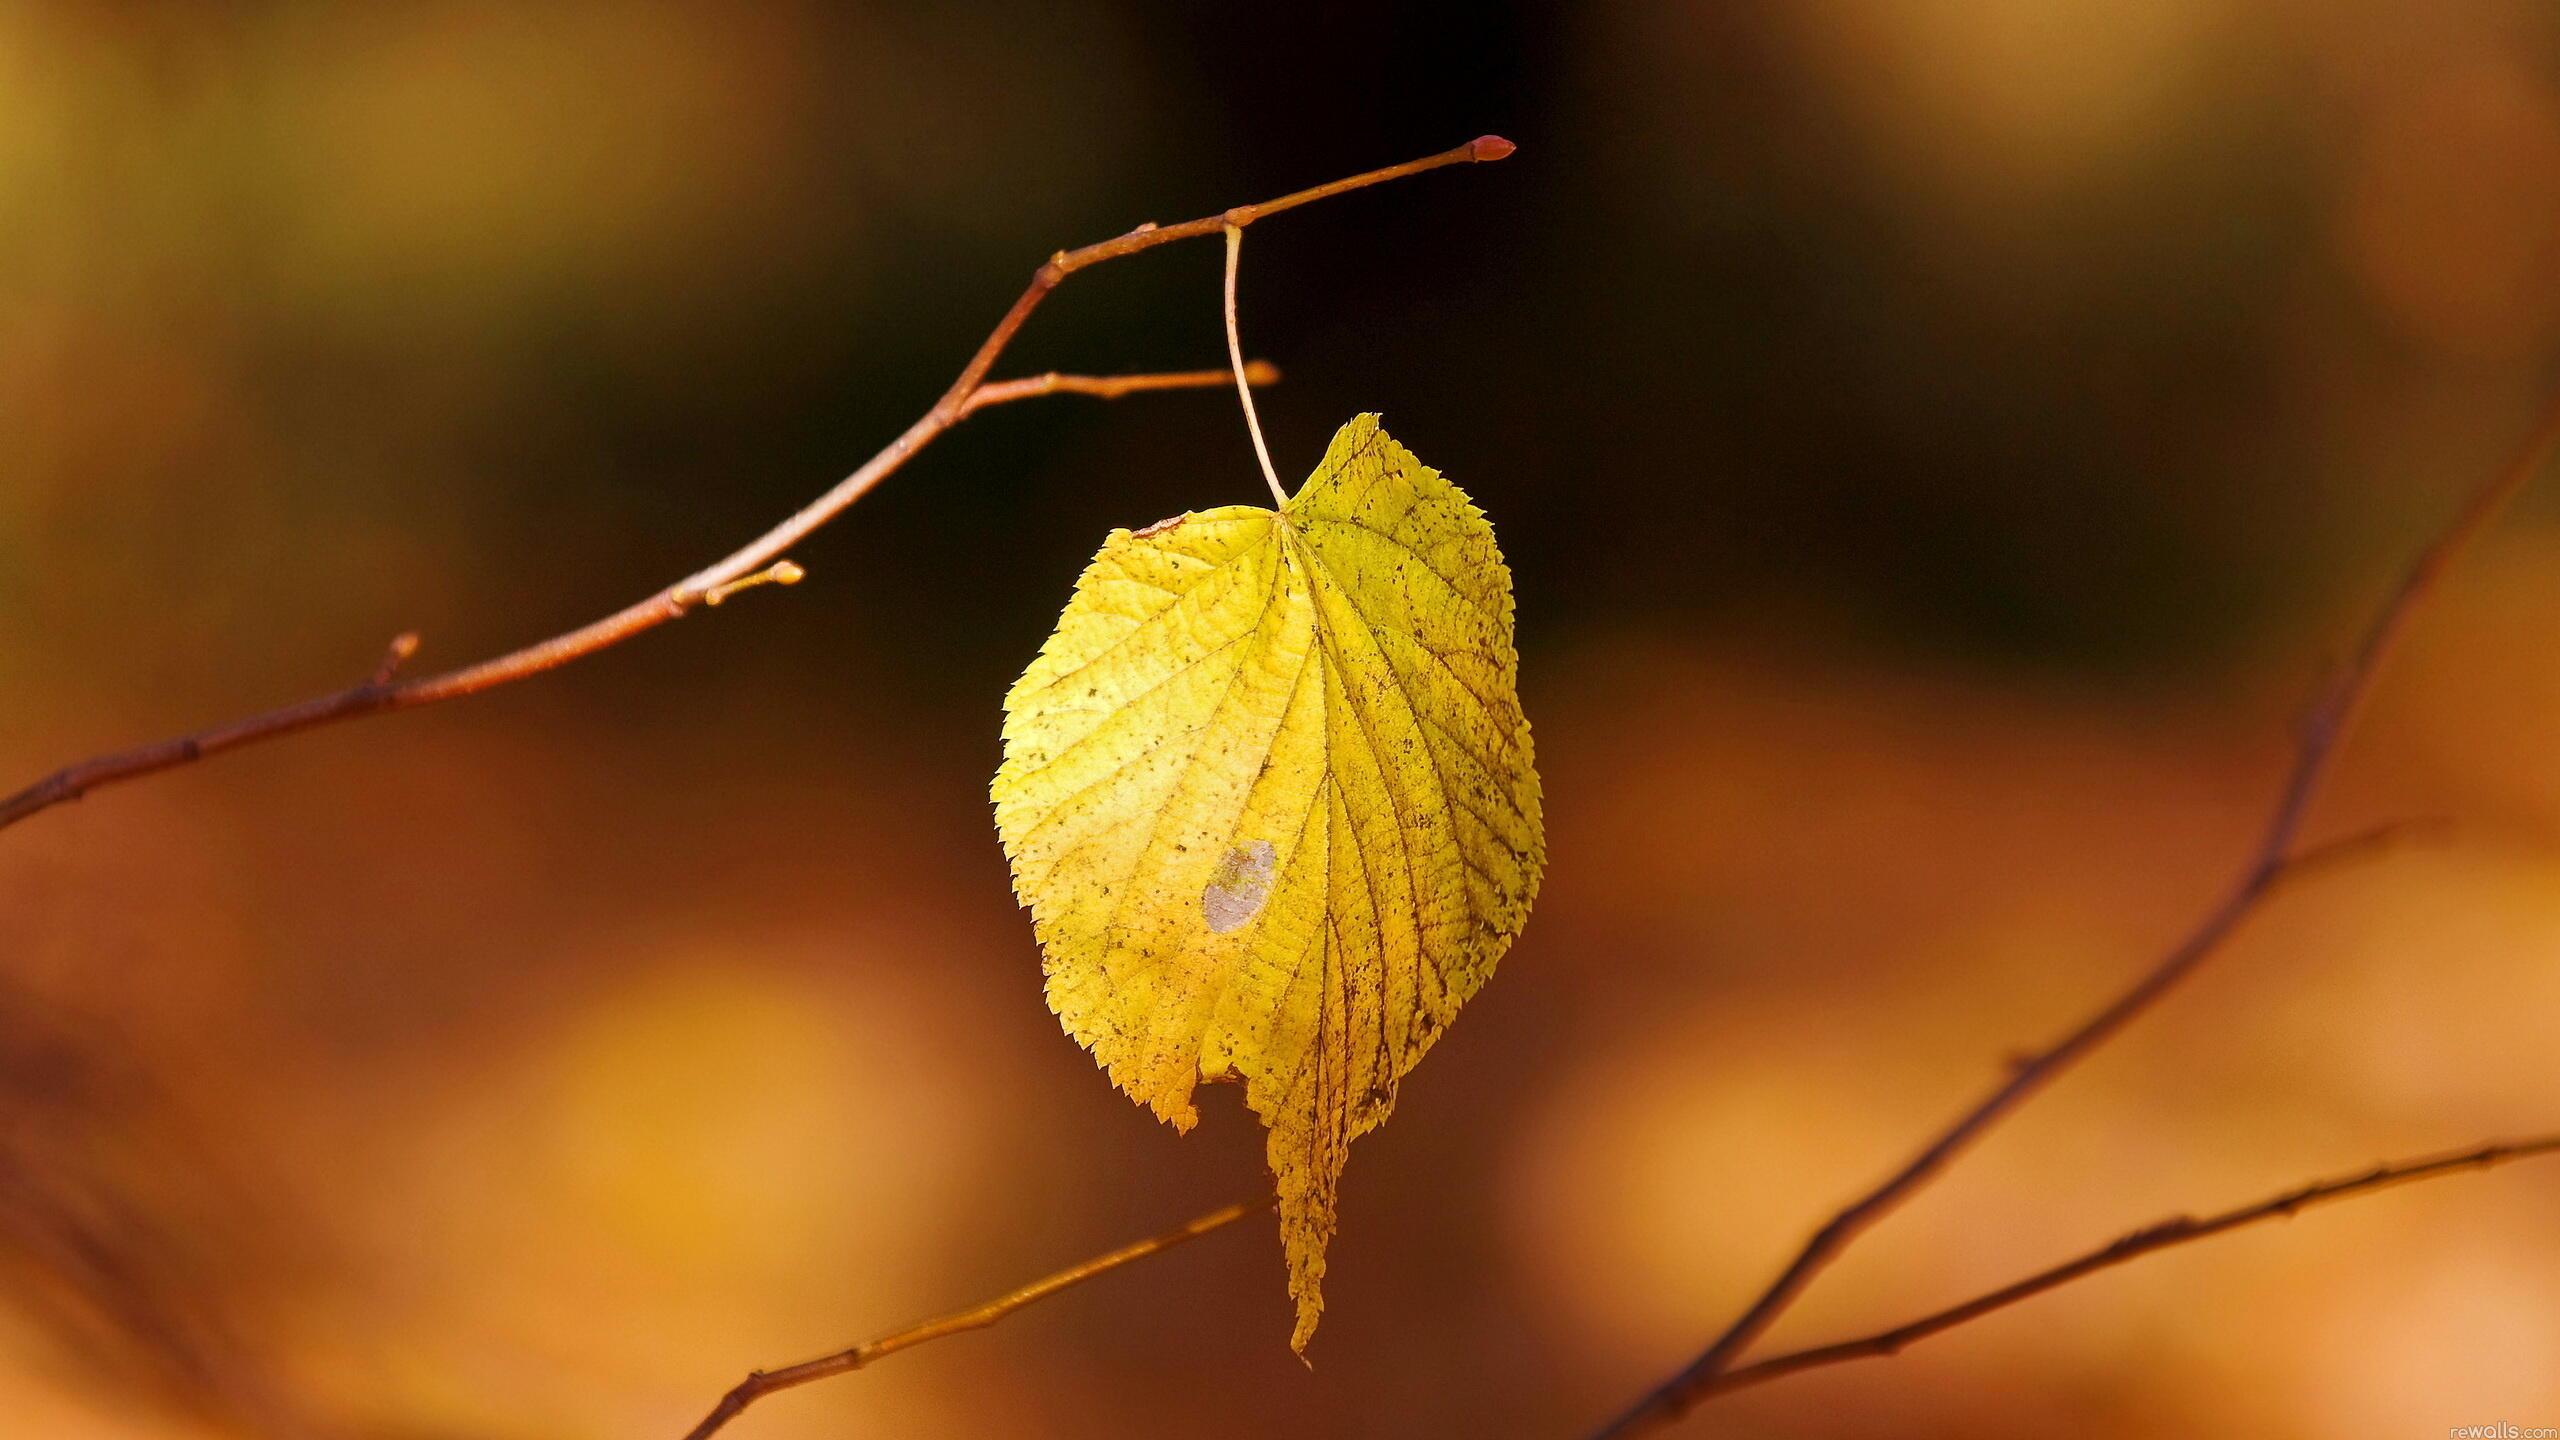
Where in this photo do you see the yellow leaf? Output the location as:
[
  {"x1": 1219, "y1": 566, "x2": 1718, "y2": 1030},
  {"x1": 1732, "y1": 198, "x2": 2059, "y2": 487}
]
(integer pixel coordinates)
[{"x1": 992, "y1": 414, "x2": 1543, "y2": 1350}]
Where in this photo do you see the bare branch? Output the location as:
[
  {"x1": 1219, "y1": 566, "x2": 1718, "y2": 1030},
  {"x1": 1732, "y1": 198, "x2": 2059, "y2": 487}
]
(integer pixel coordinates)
[
  {"x1": 1592, "y1": 388, "x2": 2560, "y2": 1439},
  {"x1": 678, "y1": 1195, "x2": 1270, "y2": 1440},
  {"x1": 1694, "y1": 1136, "x2": 2560, "y2": 1400},
  {"x1": 0, "y1": 139, "x2": 1513, "y2": 833}
]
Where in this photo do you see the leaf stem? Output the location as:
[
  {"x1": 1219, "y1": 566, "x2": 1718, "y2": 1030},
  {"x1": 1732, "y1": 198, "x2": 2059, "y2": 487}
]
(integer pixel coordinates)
[{"x1": 1225, "y1": 224, "x2": 1289, "y2": 508}]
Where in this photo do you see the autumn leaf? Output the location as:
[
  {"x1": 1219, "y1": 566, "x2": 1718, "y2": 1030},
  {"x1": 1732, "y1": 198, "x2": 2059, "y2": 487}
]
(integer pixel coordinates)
[{"x1": 992, "y1": 414, "x2": 1543, "y2": 1351}]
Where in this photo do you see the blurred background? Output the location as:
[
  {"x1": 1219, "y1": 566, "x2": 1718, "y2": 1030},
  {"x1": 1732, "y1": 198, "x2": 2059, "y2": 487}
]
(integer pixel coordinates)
[{"x1": 5, "y1": 1, "x2": 2560, "y2": 1436}]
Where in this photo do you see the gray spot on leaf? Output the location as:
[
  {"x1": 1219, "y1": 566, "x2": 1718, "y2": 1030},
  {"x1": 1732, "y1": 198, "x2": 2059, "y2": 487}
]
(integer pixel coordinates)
[{"x1": 1202, "y1": 839, "x2": 1278, "y2": 934}]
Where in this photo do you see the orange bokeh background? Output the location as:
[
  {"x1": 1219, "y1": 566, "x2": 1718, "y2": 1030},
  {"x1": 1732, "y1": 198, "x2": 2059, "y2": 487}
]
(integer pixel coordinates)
[{"x1": 6, "y1": 3, "x2": 2560, "y2": 1437}]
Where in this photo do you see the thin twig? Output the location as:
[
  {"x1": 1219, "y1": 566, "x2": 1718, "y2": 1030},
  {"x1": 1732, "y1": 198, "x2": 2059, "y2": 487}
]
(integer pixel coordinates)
[
  {"x1": 956, "y1": 361, "x2": 1279, "y2": 416},
  {"x1": 677, "y1": 1195, "x2": 1271, "y2": 1440},
  {"x1": 1593, "y1": 386, "x2": 2560, "y2": 1439},
  {"x1": 698, "y1": 560, "x2": 808, "y2": 609},
  {"x1": 1223, "y1": 225, "x2": 1287, "y2": 506},
  {"x1": 367, "y1": 632, "x2": 420, "y2": 687},
  {"x1": 0, "y1": 138, "x2": 1515, "y2": 833},
  {"x1": 1694, "y1": 1136, "x2": 2560, "y2": 1400}
]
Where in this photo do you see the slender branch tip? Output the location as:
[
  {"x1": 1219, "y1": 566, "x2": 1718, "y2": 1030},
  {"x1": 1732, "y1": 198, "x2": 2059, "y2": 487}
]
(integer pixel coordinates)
[
  {"x1": 701, "y1": 560, "x2": 805, "y2": 608},
  {"x1": 1668, "y1": 1135, "x2": 2560, "y2": 1412},
  {"x1": 958, "y1": 364, "x2": 1279, "y2": 416},
  {"x1": 680, "y1": 1194, "x2": 1268, "y2": 1440},
  {"x1": 371, "y1": 632, "x2": 422, "y2": 685}
]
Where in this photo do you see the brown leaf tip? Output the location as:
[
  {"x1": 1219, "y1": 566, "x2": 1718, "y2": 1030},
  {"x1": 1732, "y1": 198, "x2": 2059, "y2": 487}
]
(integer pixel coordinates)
[{"x1": 1470, "y1": 135, "x2": 1517, "y2": 162}]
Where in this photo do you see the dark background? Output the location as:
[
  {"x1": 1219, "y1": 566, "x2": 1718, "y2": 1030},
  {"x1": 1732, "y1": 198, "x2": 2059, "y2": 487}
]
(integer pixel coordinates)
[{"x1": 6, "y1": 3, "x2": 2560, "y2": 1437}]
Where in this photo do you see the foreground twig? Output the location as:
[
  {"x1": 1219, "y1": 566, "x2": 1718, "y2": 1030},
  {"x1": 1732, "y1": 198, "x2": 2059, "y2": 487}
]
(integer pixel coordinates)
[
  {"x1": 1695, "y1": 1136, "x2": 2560, "y2": 1400},
  {"x1": 0, "y1": 140, "x2": 1514, "y2": 833},
  {"x1": 678, "y1": 1195, "x2": 1270, "y2": 1440},
  {"x1": 1593, "y1": 387, "x2": 2560, "y2": 1439},
  {"x1": 0, "y1": 992, "x2": 320, "y2": 1439}
]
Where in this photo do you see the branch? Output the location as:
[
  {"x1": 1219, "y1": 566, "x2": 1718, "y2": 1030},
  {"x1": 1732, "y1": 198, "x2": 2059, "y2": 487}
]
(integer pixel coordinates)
[
  {"x1": 677, "y1": 1195, "x2": 1269, "y2": 1440},
  {"x1": 956, "y1": 361, "x2": 1278, "y2": 416},
  {"x1": 1695, "y1": 1136, "x2": 2560, "y2": 1400},
  {"x1": 1592, "y1": 386, "x2": 2560, "y2": 1439},
  {"x1": 0, "y1": 138, "x2": 1517, "y2": 833}
]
